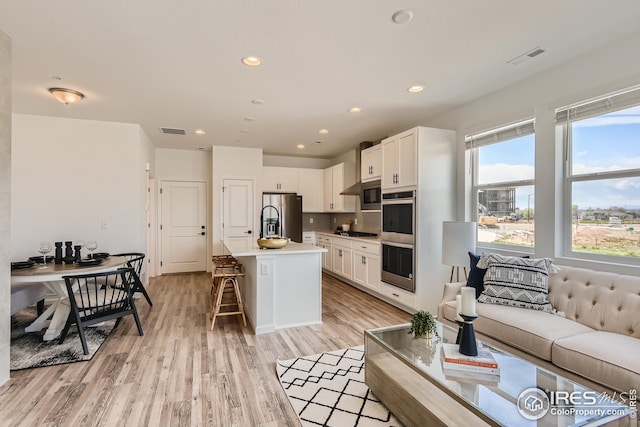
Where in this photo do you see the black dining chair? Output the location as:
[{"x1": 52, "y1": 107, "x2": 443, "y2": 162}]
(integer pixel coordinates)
[
  {"x1": 113, "y1": 252, "x2": 153, "y2": 306},
  {"x1": 60, "y1": 268, "x2": 144, "y2": 355}
]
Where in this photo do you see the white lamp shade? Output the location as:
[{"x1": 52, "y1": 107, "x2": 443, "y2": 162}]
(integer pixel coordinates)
[{"x1": 442, "y1": 221, "x2": 477, "y2": 267}]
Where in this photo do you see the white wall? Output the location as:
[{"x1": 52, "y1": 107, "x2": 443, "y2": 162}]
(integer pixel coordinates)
[
  {"x1": 0, "y1": 29, "x2": 11, "y2": 386},
  {"x1": 211, "y1": 146, "x2": 263, "y2": 255},
  {"x1": 11, "y1": 114, "x2": 151, "y2": 260},
  {"x1": 428, "y1": 32, "x2": 640, "y2": 275}
]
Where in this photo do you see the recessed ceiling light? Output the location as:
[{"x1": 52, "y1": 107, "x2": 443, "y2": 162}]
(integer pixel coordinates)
[
  {"x1": 251, "y1": 98, "x2": 265, "y2": 105},
  {"x1": 315, "y1": 140, "x2": 323, "y2": 144},
  {"x1": 194, "y1": 129, "x2": 206, "y2": 135},
  {"x1": 392, "y1": 10, "x2": 413, "y2": 24},
  {"x1": 242, "y1": 56, "x2": 262, "y2": 67},
  {"x1": 297, "y1": 144, "x2": 305, "y2": 149},
  {"x1": 244, "y1": 116, "x2": 255, "y2": 121},
  {"x1": 240, "y1": 129, "x2": 249, "y2": 133},
  {"x1": 319, "y1": 129, "x2": 329, "y2": 135},
  {"x1": 407, "y1": 85, "x2": 424, "y2": 93},
  {"x1": 349, "y1": 107, "x2": 362, "y2": 113}
]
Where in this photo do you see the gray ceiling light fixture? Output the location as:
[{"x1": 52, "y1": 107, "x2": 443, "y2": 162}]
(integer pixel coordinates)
[{"x1": 48, "y1": 87, "x2": 84, "y2": 105}]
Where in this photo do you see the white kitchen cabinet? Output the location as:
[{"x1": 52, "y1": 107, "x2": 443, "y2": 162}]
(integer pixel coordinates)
[
  {"x1": 381, "y1": 129, "x2": 417, "y2": 190},
  {"x1": 302, "y1": 231, "x2": 316, "y2": 245},
  {"x1": 379, "y1": 282, "x2": 416, "y2": 309},
  {"x1": 263, "y1": 166, "x2": 298, "y2": 192},
  {"x1": 298, "y1": 168, "x2": 324, "y2": 212},
  {"x1": 331, "y1": 237, "x2": 353, "y2": 280},
  {"x1": 352, "y1": 241, "x2": 380, "y2": 292},
  {"x1": 316, "y1": 235, "x2": 332, "y2": 270},
  {"x1": 323, "y1": 163, "x2": 356, "y2": 212},
  {"x1": 361, "y1": 145, "x2": 381, "y2": 182}
]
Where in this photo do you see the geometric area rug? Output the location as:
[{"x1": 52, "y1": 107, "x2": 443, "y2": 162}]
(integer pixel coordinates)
[
  {"x1": 10, "y1": 307, "x2": 116, "y2": 371},
  {"x1": 276, "y1": 346, "x2": 403, "y2": 427}
]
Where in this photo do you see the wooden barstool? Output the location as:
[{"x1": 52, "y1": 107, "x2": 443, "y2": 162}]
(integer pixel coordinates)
[{"x1": 210, "y1": 257, "x2": 247, "y2": 330}]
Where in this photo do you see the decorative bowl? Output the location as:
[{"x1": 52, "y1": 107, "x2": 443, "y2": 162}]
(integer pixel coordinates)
[{"x1": 257, "y1": 237, "x2": 289, "y2": 249}]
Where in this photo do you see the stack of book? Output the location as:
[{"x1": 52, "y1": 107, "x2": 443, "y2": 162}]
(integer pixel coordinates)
[{"x1": 441, "y1": 343, "x2": 500, "y2": 386}]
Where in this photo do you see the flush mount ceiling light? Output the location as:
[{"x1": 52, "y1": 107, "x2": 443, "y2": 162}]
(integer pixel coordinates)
[
  {"x1": 349, "y1": 107, "x2": 362, "y2": 113},
  {"x1": 48, "y1": 87, "x2": 84, "y2": 105},
  {"x1": 244, "y1": 116, "x2": 255, "y2": 121},
  {"x1": 407, "y1": 85, "x2": 424, "y2": 93},
  {"x1": 251, "y1": 98, "x2": 265, "y2": 105},
  {"x1": 242, "y1": 56, "x2": 263, "y2": 67},
  {"x1": 297, "y1": 144, "x2": 305, "y2": 149},
  {"x1": 319, "y1": 129, "x2": 329, "y2": 135},
  {"x1": 194, "y1": 129, "x2": 206, "y2": 135},
  {"x1": 392, "y1": 10, "x2": 413, "y2": 24}
]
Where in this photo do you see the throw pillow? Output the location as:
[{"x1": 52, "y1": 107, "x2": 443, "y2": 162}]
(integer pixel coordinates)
[
  {"x1": 466, "y1": 252, "x2": 530, "y2": 298},
  {"x1": 466, "y1": 252, "x2": 486, "y2": 298},
  {"x1": 477, "y1": 253, "x2": 555, "y2": 312}
]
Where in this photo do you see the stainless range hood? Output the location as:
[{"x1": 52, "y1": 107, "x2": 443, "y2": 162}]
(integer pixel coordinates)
[{"x1": 340, "y1": 140, "x2": 379, "y2": 195}]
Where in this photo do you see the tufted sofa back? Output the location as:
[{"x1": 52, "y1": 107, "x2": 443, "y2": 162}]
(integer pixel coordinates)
[{"x1": 548, "y1": 265, "x2": 640, "y2": 339}]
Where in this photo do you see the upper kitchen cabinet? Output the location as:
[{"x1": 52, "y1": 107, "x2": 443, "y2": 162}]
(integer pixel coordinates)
[
  {"x1": 323, "y1": 163, "x2": 356, "y2": 212},
  {"x1": 361, "y1": 144, "x2": 381, "y2": 183},
  {"x1": 263, "y1": 166, "x2": 298, "y2": 193},
  {"x1": 381, "y1": 129, "x2": 417, "y2": 190},
  {"x1": 298, "y1": 168, "x2": 324, "y2": 212}
]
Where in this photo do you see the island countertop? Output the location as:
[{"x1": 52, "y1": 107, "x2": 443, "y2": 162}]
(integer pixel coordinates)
[{"x1": 223, "y1": 238, "x2": 327, "y2": 257}]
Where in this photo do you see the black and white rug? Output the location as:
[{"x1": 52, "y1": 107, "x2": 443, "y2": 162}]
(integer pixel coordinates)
[
  {"x1": 276, "y1": 346, "x2": 402, "y2": 427},
  {"x1": 10, "y1": 307, "x2": 115, "y2": 371}
]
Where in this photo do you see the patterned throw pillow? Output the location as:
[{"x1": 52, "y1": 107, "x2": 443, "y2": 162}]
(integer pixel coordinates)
[{"x1": 477, "y1": 253, "x2": 555, "y2": 312}]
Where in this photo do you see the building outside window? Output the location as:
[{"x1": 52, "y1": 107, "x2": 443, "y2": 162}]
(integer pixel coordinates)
[
  {"x1": 558, "y1": 86, "x2": 640, "y2": 261},
  {"x1": 466, "y1": 119, "x2": 535, "y2": 250}
]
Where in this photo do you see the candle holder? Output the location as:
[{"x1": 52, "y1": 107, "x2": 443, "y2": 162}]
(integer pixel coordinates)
[
  {"x1": 459, "y1": 313, "x2": 478, "y2": 356},
  {"x1": 455, "y1": 319, "x2": 464, "y2": 344}
]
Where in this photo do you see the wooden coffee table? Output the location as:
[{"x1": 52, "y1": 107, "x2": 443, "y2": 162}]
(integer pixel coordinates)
[{"x1": 364, "y1": 323, "x2": 636, "y2": 427}]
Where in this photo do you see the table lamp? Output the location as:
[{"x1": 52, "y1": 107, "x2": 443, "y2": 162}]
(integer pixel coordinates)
[{"x1": 442, "y1": 221, "x2": 477, "y2": 282}]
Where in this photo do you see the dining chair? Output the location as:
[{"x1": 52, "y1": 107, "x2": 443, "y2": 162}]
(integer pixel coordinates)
[
  {"x1": 112, "y1": 252, "x2": 152, "y2": 306},
  {"x1": 60, "y1": 268, "x2": 144, "y2": 355}
]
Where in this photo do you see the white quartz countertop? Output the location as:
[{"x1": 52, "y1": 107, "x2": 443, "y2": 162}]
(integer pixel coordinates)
[
  {"x1": 315, "y1": 231, "x2": 381, "y2": 243},
  {"x1": 223, "y1": 238, "x2": 327, "y2": 257}
]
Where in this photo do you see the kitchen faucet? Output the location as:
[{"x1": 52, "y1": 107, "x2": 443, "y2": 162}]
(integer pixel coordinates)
[{"x1": 259, "y1": 205, "x2": 280, "y2": 239}]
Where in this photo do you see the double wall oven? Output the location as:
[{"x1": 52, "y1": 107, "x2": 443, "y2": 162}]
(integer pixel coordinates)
[{"x1": 381, "y1": 189, "x2": 415, "y2": 293}]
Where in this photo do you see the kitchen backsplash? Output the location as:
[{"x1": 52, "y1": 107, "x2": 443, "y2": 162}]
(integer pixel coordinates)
[{"x1": 302, "y1": 212, "x2": 381, "y2": 235}]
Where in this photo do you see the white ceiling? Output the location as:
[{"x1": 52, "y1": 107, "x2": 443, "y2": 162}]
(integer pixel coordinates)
[{"x1": 2, "y1": 1, "x2": 640, "y2": 158}]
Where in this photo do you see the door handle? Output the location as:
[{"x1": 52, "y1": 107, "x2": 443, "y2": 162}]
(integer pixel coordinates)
[
  {"x1": 201, "y1": 225, "x2": 205, "y2": 229},
  {"x1": 244, "y1": 230, "x2": 252, "y2": 234},
  {"x1": 201, "y1": 232, "x2": 206, "y2": 235}
]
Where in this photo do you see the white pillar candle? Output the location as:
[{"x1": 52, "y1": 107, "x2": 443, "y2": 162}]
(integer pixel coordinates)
[
  {"x1": 455, "y1": 295, "x2": 463, "y2": 321},
  {"x1": 461, "y1": 286, "x2": 477, "y2": 316}
]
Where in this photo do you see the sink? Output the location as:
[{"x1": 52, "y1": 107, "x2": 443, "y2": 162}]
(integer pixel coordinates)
[{"x1": 257, "y1": 237, "x2": 289, "y2": 249}]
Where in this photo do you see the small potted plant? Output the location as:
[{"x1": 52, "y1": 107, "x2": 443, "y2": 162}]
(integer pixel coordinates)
[{"x1": 408, "y1": 310, "x2": 439, "y2": 340}]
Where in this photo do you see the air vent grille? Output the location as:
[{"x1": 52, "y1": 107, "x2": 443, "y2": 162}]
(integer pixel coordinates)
[
  {"x1": 160, "y1": 127, "x2": 186, "y2": 135},
  {"x1": 507, "y1": 47, "x2": 547, "y2": 66}
]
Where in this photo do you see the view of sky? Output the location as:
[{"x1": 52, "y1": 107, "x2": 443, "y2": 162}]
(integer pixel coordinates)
[{"x1": 477, "y1": 105, "x2": 640, "y2": 212}]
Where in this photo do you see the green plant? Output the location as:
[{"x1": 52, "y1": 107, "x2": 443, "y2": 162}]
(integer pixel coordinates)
[{"x1": 408, "y1": 310, "x2": 439, "y2": 340}]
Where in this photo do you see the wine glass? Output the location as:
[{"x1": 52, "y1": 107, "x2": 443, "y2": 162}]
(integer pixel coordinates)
[
  {"x1": 86, "y1": 240, "x2": 98, "y2": 258},
  {"x1": 38, "y1": 241, "x2": 52, "y2": 269}
]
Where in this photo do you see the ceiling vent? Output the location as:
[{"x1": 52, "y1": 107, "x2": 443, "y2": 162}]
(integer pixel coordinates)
[
  {"x1": 507, "y1": 47, "x2": 547, "y2": 66},
  {"x1": 160, "y1": 127, "x2": 186, "y2": 135}
]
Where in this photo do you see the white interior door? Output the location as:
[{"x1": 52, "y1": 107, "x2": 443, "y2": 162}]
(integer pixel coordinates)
[
  {"x1": 160, "y1": 180, "x2": 207, "y2": 273},
  {"x1": 222, "y1": 179, "x2": 254, "y2": 240}
]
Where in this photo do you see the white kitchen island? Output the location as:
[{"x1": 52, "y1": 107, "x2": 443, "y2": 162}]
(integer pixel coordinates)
[{"x1": 222, "y1": 238, "x2": 327, "y2": 334}]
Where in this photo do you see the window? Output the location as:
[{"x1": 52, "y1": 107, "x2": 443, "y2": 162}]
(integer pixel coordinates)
[
  {"x1": 558, "y1": 86, "x2": 640, "y2": 261},
  {"x1": 466, "y1": 119, "x2": 535, "y2": 249}
]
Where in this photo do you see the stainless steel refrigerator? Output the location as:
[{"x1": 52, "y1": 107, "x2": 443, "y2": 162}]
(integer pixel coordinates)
[{"x1": 261, "y1": 193, "x2": 303, "y2": 243}]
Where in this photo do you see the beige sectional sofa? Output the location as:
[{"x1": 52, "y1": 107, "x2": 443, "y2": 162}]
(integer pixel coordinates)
[{"x1": 438, "y1": 265, "x2": 640, "y2": 393}]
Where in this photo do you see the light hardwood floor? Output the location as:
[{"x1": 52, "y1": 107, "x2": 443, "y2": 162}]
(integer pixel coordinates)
[{"x1": 0, "y1": 273, "x2": 410, "y2": 426}]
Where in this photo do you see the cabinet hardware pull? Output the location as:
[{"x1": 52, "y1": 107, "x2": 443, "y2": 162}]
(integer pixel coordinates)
[{"x1": 392, "y1": 293, "x2": 399, "y2": 297}]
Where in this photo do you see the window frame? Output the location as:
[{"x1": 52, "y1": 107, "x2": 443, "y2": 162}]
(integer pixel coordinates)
[
  {"x1": 559, "y1": 88, "x2": 640, "y2": 265},
  {"x1": 466, "y1": 118, "x2": 536, "y2": 253}
]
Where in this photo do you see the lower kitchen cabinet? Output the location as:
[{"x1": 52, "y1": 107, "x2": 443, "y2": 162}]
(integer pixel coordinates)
[
  {"x1": 379, "y1": 282, "x2": 416, "y2": 309},
  {"x1": 331, "y1": 240, "x2": 353, "y2": 280},
  {"x1": 352, "y1": 243, "x2": 380, "y2": 292},
  {"x1": 316, "y1": 235, "x2": 332, "y2": 270}
]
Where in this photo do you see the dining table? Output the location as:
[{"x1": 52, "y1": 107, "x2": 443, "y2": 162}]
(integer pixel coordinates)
[{"x1": 10, "y1": 256, "x2": 129, "y2": 341}]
